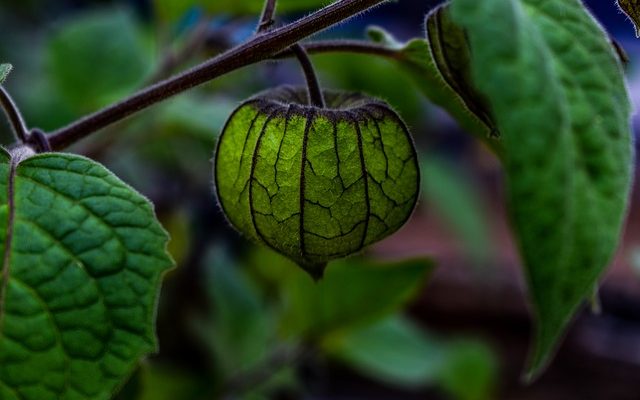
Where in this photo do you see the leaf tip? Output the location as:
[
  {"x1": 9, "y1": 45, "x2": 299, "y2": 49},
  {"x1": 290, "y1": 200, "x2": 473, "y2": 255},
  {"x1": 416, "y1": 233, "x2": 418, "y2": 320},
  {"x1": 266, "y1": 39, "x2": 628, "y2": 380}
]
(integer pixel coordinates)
[
  {"x1": 0, "y1": 63, "x2": 13, "y2": 84},
  {"x1": 302, "y1": 262, "x2": 328, "y2": 282}
]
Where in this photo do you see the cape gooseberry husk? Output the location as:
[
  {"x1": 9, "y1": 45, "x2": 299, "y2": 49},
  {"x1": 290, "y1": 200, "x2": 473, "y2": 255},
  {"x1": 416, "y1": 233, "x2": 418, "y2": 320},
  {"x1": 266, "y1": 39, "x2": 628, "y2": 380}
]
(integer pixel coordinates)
[{"x1": 214, "y1": 86, "x2": 420, "y2": 279}]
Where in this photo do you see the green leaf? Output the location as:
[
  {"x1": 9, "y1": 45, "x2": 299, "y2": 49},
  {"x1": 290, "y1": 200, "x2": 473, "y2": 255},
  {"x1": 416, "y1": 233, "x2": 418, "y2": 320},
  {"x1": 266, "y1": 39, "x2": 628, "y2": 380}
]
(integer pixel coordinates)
[
  {"x1": 366, "y1": 26, "x2": 403, "y2": 49},
  {"x1": 157, "y1": 96, "x2": 236, "y2": 142},
  {"x1": 47, "y1": 9, "x2": 152, "y2": 113},
  {"x1": 273, "y1": 254, "x2": 433, "y2": 337},
  {"x1": 438, "y1": 340, "x2": 497, "y2": 400},
  {"x1": 0, "y1": 149, "x2": 173, "y2": 399},
  {"x1": 114, "y1": 363, "x2": 206, "y2": 400},
  {"x1": 376, "y1": 29, "x2": 500, "y2": 153},
  {"x1": 618, "y1": 0, "x2": 640, "y2": 37},
  {"x1": 314, "y1": 52, "x2": 424, "y2": 122},
  {"x1": 424, "y1": 6, "x2": 497, "y2": 138},
  {"x1": 450, "y1": 0, "x2": 633, "y2": 378},
  {"x1": 0, "y1": 64, "x2": 12, "y2": 84},
  {"x1": 214, "y1": 86, "x2": 420, "y2": 277},
  {"x1": 324, "y1": 315, "x2": 497, "y2": 400},
  {"x1": 197, "y1": 247, "x2": 273, "y2": 375},
  {"x1": 420, "y1": 157, "x2": 493, "y2": 264},
  {"x1": 324, "y1": 315, "x2": 442, "y2": 388}
]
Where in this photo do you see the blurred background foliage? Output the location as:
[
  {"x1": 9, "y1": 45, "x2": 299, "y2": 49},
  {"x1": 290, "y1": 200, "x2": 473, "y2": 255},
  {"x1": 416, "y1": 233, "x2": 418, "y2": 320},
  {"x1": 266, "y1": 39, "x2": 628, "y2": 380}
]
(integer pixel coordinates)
[{"x1": 1, "y1": 0, "x2": 640, "y2": 399}]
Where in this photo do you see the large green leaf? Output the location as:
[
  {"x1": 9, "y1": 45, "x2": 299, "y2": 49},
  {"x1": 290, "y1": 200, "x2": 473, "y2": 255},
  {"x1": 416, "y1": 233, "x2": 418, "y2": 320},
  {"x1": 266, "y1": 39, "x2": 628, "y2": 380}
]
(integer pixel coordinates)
[
  {"x1": 0, "y1": 148, "x2": 173, "y2": 399},
  {"x1": 0, "y1": 65, "x2": 11, "y2": 84},
  {"x1": 47, "y1": 9, "x2": 152, "y2": 113},
  {"x1": 450, "y1": 0, "x2": 633, "y2": 378}
]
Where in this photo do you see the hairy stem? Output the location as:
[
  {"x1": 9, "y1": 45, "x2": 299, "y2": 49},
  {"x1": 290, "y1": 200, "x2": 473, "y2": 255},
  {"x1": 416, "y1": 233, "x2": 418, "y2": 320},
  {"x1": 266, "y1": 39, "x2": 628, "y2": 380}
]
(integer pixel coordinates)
[
  {"x1": 258, "y1": 0, "x2": 278, "y2": 33},
  {"x1": 291, "y1": 39, "x2": 401, "y2": 59},
  {"x1": 0, "y1": 86, "x2": 29, "y2": 143},
  {"x1": 292, "y1": 44, "x2": 326, "y2": 108},
  {"x1": 259, "y1": 0, "x2": 325, "y2": 107},
  {"x1": 47, "y1": 0, "x2": 389, "y2": 151}
]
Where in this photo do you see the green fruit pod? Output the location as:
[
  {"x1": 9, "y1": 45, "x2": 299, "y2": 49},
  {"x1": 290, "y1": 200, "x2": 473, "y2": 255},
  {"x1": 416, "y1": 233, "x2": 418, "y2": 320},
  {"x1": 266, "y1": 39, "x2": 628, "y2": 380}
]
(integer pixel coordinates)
[{"x1": 214, "y1": 86, "x2": 419, "y2": 278}]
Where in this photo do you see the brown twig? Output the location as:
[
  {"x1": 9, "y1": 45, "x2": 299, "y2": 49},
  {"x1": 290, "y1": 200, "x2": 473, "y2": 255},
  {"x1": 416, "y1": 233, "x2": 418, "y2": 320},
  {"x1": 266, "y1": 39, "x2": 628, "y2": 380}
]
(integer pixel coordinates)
[
  {"x1": 257, "y1": 0, "x2": 278, "y2": 33},
  {"x1": 291, "y1": 44, "x2": 326, "y2": 108},
  {"x1": 47, "y1": 0, "x2": 389, "y2": 151},
  {"x1": 278, "y1": 39, "x2": 401, "y2": 60},
  {"x1": 0, "y1": 86, "x2": 29, "y2": 143}
]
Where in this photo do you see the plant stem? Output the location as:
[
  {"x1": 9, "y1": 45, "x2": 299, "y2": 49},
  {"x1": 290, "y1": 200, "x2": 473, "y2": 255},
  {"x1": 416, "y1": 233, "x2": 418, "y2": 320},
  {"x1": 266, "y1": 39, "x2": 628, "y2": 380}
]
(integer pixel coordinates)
[
  {"x1": 0, "y1": 86, "x2": 29, "y2": 143},
  {"x1": 260, "y1": 0, "x2": 325, "y2": 107},
  {"x1": 258, "y1": 0, "x2": 278, "y2": 33},
  {"x1": 292, "y1": 44, "x2": 326, "y2": 108},
  {"x1": 47, "y1": 0, "x2": 389, "y2": 151},
  {"x1": 289, "y1": 39, "x2": 401, "y2": 60}
]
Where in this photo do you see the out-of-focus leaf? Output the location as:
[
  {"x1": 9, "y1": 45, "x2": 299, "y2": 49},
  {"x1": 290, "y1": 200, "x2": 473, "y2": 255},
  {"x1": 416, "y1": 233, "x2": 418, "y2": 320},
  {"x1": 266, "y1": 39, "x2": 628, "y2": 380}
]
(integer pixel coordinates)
[
  {"x1": 323, "y1": 315, "x2": 442, "y2": 387},
  {"x1": 315, "y1": 53, "x2": 423, "y2": 122},
  {"x1": 421, "y1": 157, "x2": 493, "y2": 264},
  {"x1": 47, "y1": 9, "x2": 152, "y2": 113},
  {"x1": 324, "y1": 315, "x2": 497, "y2": 400},
  {"x1": 197, "y1": 248, "x2": 274, "y2": 375},
  {"x1": 451, "y1": 0, "x2": 633, "y2": 378},
  {"x1": 439, "y1": 341, "x2": 498, "y2": 400},
  {"x1": 0, "y1": 64, "x2": 11, "y2": 84},
  {"x1": 115, "y1": 363, "x2": 206, "y2": 400},
  {"x1": 193, "y1": 248, "x2": 302, "y2": 397},
  {"x1": 161, "y1": 209, "x2": 191, "y2": 267},
  {"x1": 249, "y1": 248, "x2": 433, "y2": 337},
  {"x1": 238, "y1": 367, "x2": 300, "y2": 400},
  {"x1": 156, "y1": 95, "x2": 236, "y2": 142},
  {"x1": 154, "y1": 0, "x2": 329, "y2": 22}
]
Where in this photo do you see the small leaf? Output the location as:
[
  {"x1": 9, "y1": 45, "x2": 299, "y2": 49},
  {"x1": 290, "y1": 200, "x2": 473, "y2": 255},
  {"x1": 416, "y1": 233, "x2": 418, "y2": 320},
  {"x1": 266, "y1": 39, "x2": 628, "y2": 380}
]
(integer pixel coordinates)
[
  {"x1": 450, "y1": 0, "x2": 633, "y2": 378},
  {"x1": 378, "y1": 29, "x2": 501, "y2": 153},
  {"x1": 618, "y1": 0, "x2": 640, "y2": 37},
  {"x1": 0, "y1": 149, "x2": 173, "y2": 399},
  {"x1": 323, "y1": 315, "x2": 443, "y2": 388},
  {"x1": 425, "y1": 5, "x2": 498, "y2": 138},
  {"x1": 366, "y1": 26, "x2": 403, "y2": 49},
  {"x1": 438, "y1": 340, "x2": 497, "y2": 400},
  {"x1": 0, "y1": 64, "x2": 12, "y2": 84},
  {"x1": 274, "y1": 254, "x2": 433, "y2": 337},
  {"x1": 214, "y1": 86, "x2": 420, "y2": 277},
  {"x1": 420, "y1": 157, "x2": 493, "y2": 264},
  {"x1": 197, "y1": 247, "x2": 273, "y2": 375},
  {"x1": 324, "y1": 315, "x2": 497, "y2": 400}
]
